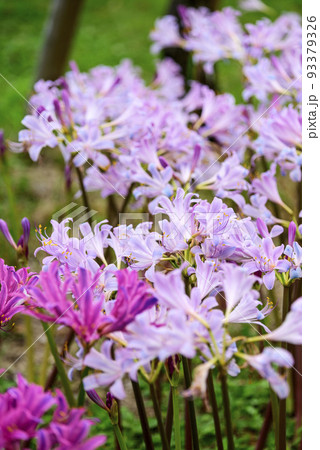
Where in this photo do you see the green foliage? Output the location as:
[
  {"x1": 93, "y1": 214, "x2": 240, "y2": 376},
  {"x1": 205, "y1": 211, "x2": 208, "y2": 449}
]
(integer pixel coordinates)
[{"x1": 88, "y1": 371, "x2": 300, "y2": 449}]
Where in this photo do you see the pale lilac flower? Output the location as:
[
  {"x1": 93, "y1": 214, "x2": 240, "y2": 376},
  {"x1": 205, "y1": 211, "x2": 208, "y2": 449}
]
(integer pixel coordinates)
[
  {"x1": 79, "y1": 220, "x2": 111, "y2": 264},
  {"x1": 126, "y1": 309, "x2": 197, "y2": 363},
  {"x1": 83, "y1": 341, "x2": 133, "y2": 399},
  {"x1": 18, "y1": 113, "x2": 60, "y2": 161},
  {"x1": 219, "y1": 263, "x2": 258, "y2": 315},
  {"x1": 246, "y1": 347, "x2": 294, "y2": 398},
  {"x1": 183, "y1": 360, "x2": 214, "y2": 399},
  {"x1": 122, "y1": 234, "x2": 164, "y2": 281},
  {"x1": 251, "y1": 164, "x2": 287, "y2": 208},
  {"x1": 253, "y1": 106, "x2": 301, "y2": 161},
  {"x1": 153, "y1": 268, "x2": 195, "y2": 315},
  {"x1": 244, "y1": 14, "x2": 300, "y2": 58},
  {"x1": 132, "y1": 163, "x2": 173, "y2": 199},
  {"x1": 150, "y1": 188, "x2": 199, "y2": 242},
  {"x1": 84, "y1": 164, "x2": 131, "y2": 198},
  {"x1": 288, "y1": 221, "x2": 296, "y2": 246},
  {"x1": 266, "y1": 298, "x2": 302, "y2": 344},
  {"x1": 196, "y1": 155, "x2": 249, "y2": 205},
  {"x1": 243, "y1": 194, "x2": 277, "y2": 224},
  {"x1": 181, "y1": 8, "x2": 245, "y2": 73},
  {"x1": 34, "y1": 218, "x2": 108, "y2": 273},
  {"x1": 192, "y1": 237, "x2": 236, "y2": 261},
  {"x1": 69, "y1": 126, "x2": 114, "y2": 168},
  {"x1": 239, "y1": 0, "x2": 271, "y2": 13},
  {"x1": 243, "y1": 51, "x2": 301, "y2": 102},
  {"x1": 226, "y1": 290, "x2": 272, "y2": 331},
  {"x1": 256, "y1": 218, "x2": 284, "y2": 239},
  {"x1": 277, "y1": 147, "x2": 302, "y2": 182},
  {"x1": 150, "y1": 16, "x2": 181, "y2": 53},
  {"x1": 244, "y1": 237, "x2": 290, "y2": 289},
  {"x1": 152, "y1": 58, "x2": 185, "y2": 100},
  {"x1": 190, "y1": 254, "x2": 220, "y2": 299},
  {"x1": 284, "y1": 242, "x2": 302, "y2": 280},
  {"x1": 194, "y1": 197, "x2": 235, "y2": 237}
]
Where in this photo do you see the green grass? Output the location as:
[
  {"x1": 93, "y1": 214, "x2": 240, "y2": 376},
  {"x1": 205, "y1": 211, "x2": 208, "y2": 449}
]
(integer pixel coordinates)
[
  {"x1": 0, "y1": 0, "x2": 167, "y2": 139},
  {"x1": 87, "y1": 370, "x2": 301, "y2": 449},
  {"x1": 0, "y1": 0, "x2": 167, "y2": 264},
  {"x1": 0, "y1": 0, "x2": 301, "y2": 137},
  {"x1": 0, "y1": 367, "x2": 300, "y2": 449}
]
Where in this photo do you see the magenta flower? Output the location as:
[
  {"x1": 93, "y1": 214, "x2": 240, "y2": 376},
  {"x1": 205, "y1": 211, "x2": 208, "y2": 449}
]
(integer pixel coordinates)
[
  {"x1": 26, "y1": 262, "x2": 106, "y2": 345},
  {"x1": 99, "y1": 269, "x2": 157, "y2": 335},
  {"x1": 37, "y1": 389, "x2": 106, "y2": 450},
  {"x1": 0, "y1": 374, "x2": 56, "y2": 448},
  {"x1": 0, "y1": 258, "x2": 34, "y2": 330},
  {"x1": 0, "y1": 129, "x2": 5, "y2": 157}
]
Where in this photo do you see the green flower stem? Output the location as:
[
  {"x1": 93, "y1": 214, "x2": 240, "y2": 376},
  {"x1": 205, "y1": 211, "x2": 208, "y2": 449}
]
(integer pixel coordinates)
[
  {"x1": 131, "y1": 379, "x2": 154, "y2": 450},
  {"x1": 113, "y1": 423, "x2": 128, "y2": 450},
  {"x1": 41, "y1": 322, "x2": 75, "y2": 407},
  {"x1": 75, "y1": 166, "x2": 92, "y2": 225},
  {"x1": 172, "y1": 384, "x2": 181, "y2": 450},
  {"x1": 25, "y1": 315, "x2": 36, "y2": 382},
  {"x1": 270, "y1": 388, "x2": 280, "y2": 450},
  {"x1": 150, "y1": 382, "x2": 170, "y2": 450},
  {"x1": 165, "y1": 387, "x2": 173, "y2": 445},
  {"x1": 77, "y1": 366, "x2": 89, "y2": 406},
  {"x1": 39, "y1": 339, "x2": 50, "y2": 387},
  {"x1": 182, "y1": 356, "x2": 200, "y2": 450},
  {"x1": 220, "y1": 370, "x2": 235, "y2": 450},
  {"x1": 207, "y1": 370, "x2": 224, "y2": 450},
  {"x1": 45, "y1": 328, "x2": 75, "y2": 391},
  {"x1": 278, "y1": 286, "x2": 290, "y2": 450}
]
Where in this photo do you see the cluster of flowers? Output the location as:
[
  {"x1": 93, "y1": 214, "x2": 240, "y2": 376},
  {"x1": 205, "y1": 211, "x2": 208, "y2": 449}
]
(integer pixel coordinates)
[
  {"x1": 0, "y1": 4, "x2": 301, "y2": 447},
  {"x1": 11, "y1": 9, "x2": 301, "y2": 206},
  {"x1": 0, "y1": 373, "x2": 106, "y2": 449}
]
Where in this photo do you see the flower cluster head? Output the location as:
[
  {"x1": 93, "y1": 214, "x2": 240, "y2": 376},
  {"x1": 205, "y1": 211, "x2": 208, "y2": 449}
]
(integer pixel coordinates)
[{"x1": 0, "y1": 374, "x2": 105, "y2": 449}]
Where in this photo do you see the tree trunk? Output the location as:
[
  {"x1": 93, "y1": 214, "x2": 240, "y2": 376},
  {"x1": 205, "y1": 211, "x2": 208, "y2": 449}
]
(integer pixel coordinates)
[
  {"x1": 35, "y1": 0, "x2": 85, "y2": 82},
  {"x1": 163, "y1": 0, "x2": 219, "y2": 88}
]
